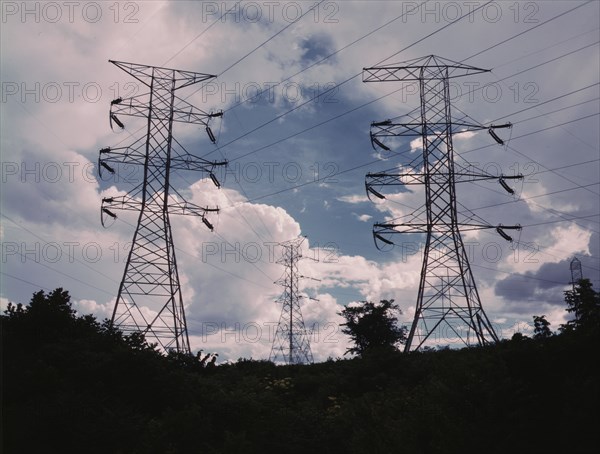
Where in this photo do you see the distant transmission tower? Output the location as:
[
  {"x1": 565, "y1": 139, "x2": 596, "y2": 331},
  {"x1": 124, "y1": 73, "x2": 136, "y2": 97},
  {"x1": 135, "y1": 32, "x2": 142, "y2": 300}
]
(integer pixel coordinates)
[
  {"x1": 270, "y1": 237, "x2": 314, "y2": 365},
  {"x1": 363, "y1": 55, "x2": 522, "y2": 351},
  {"x1": 570, "y1": 257, "x2": 584, "y2": 291},
  {"x1": 98, "y1": 60, "x2": 226, "y2": 354}
]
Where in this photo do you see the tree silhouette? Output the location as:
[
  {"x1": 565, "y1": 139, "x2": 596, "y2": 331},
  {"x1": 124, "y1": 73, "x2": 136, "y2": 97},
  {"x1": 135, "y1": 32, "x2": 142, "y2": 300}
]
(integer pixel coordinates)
[
  {"x1": 2, "y1": 286, "x2": 599, "y2": 453},
  {"x1": 562, "y1": 279, "x2": 600, "y2": 335},
  {"x1": 533, "y1": 315, "x2": 552, "y2": 339},
  {"x1": 338, "y1": 299, "x2": 406, "y2": 356}
]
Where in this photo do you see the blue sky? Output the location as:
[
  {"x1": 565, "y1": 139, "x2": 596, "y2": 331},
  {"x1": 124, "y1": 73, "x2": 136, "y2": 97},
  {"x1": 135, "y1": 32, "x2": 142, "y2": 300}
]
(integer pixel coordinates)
[{"x1": 1, "y1": 0, "x2": 599, "y2": 361}]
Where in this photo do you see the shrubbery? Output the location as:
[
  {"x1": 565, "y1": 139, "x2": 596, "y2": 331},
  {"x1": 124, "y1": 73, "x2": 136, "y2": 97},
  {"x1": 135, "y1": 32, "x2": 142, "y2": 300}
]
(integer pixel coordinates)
[{"x1": 2, "y1": 285, "x2": 598, "y2": 453}]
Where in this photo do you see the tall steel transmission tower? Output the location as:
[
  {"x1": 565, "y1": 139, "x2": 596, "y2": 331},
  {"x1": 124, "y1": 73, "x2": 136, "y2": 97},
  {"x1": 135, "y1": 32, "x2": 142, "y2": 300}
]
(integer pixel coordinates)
[
  {"x1": 570, "y1": 257, "x2": 584, "y2": 291},
  {"x1": 363, "y1": 55, "x2": 522, "y2": 351},
  {"x1": 98, "y1": 60, "x2": 226, "y2": 354},
  {"x1": 269, "y1": 237, "x2": 314, "y2": 365}
]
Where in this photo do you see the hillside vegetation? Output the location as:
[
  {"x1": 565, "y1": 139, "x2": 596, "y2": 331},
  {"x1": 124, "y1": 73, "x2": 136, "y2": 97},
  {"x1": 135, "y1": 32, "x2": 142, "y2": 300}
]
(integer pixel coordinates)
[{"x1": 2, "y1": 287, "x2": 599, "y2": 454}]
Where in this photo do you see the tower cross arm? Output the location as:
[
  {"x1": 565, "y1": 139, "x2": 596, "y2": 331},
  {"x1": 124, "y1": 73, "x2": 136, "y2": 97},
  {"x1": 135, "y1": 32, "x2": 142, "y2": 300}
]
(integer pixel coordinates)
[
  {"x1": 371, "y1": 121, "x2": 494, "y2": 138},
  {"x1": 170, "y1": 156, "x2": 228, "y2": 173},
  {"x1": 101, "y1": 195, "x2": 219, "y2": 216},
  {"x1": 362, "y1": 55, "x2": 489, "y2": 82},
  {"x1": 167, "y1": 199, "x2": 220, "y2": 217},
  {"x1": 98, "y1": 146, "x2": 226, "y2": 175},
  {"x1": 111, "y1": 94, "x2": 222, "y2": 126},
  {"x1": 374, "y1": 222, "x2": 520, "y2": 235},
  {"x1": 110, "y1": 60, "x2": 216, "y2": 90}
]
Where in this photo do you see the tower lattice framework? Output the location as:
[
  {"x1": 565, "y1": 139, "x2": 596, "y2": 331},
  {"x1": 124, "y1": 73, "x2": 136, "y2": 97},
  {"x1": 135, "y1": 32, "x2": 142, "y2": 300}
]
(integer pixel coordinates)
[
  {"x1": 270, "y1": 237, "x2": 314, "y2": 365},
  {"x1": 363, "y1": 55, "x2": 522, "y2": 351},
  {"x1": 98, "y1": 60, "x2": 226, "y2": 354},
  {"x1": 570, "y1": 257, "x2": 584, "y2": 291}
]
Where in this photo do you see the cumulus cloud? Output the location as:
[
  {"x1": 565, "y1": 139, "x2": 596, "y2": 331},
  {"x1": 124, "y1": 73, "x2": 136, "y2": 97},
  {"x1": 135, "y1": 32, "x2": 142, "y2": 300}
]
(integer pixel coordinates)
[{"x1": 2, "y1": 1, "x2": 599, "y2": 361}]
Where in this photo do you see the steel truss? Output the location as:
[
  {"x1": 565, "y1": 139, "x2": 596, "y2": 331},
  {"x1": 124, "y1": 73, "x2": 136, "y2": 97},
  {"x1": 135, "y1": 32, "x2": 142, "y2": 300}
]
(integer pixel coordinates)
[
  {"x1": 270, "y1": 237, "x2": 314, "y2": 365},
  {"x1": 570, "y1": 257, "x2": 583, "y2": 291},
  {"x1": 99, "y1": 60, "x2": 226, "y2": 354},
  {"x1": 363, "y1": 55, "x2": 522, "y2": 351}
]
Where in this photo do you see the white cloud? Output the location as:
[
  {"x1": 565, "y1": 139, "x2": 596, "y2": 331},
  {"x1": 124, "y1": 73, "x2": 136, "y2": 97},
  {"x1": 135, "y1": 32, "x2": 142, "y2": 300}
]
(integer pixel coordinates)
[
  {"x1": 409, "y1": 137, "x2": 421, "y2": 152},
  {"x1": 73, "y1": 298, "x2": 113, "y2": 320},
  {"x1": 0, "y1": 297, "x2": 11, "y2": 312},
  {"x1": 505, "y1": 224, "x2": 592, "y2": 274},
  {"x1": 337, "y1": 194, "x2": 369, "y2": 204},
  {"x1": 2, "y1": 0, "x2": 598, "y2": 362},
  {"x1": 354, "y1": 213, "x2": 372, "y2": 222}
]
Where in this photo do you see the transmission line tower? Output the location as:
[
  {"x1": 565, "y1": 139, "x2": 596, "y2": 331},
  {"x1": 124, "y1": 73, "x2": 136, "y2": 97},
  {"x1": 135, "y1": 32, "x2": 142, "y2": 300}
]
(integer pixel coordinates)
[
  {"x1": 269, "y1": 237, "x2": 314, "y2": 365},
  {"x1": 363, "y1": 55, "x2": 522, "y2": 352},
  {"x1": 570, "y1": 257, "x2": 584, "y2": 291},
  {"x1": 98, "y1": 60, "x2": 226, "y2": 354}
]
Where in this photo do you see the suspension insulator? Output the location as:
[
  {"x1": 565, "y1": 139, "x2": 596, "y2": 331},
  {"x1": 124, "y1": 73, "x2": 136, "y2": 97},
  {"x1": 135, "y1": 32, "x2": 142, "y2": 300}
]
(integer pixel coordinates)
[
  {"x1": 101, "y1": 207, "x2": 117, "y2": 228},
  {"x1": 371, "y1": 134, "x2": 391, "y2": 151},
  {"x1": 366, "y1": 184, "x2": 385, "y2": 200},
  {"x1": 209, "y1": 173, "x2": 221, "y2": 188},
  {"x1": 100, "y1": 161, "x2": 115, "y2": 174},
  {"x1": 496, "y1": 226, "x2": 513, "y2": 242},
  {"x1": 111, "y1": 97, "x2": 123, "y2": 105},
  {"x1": 202, "y1": 217, "x2": 214, "y2": 231},
  {"x1": 206, "y1": 126, "x2": 216, "y2": 143},
  {"x1": 102, "y1": 208, "x2": 116, "y2": 218},
  {"x1": 110, "y1": 113, "x2": 124, "y2": 129},
  {"x1": 488, "y1": 128, "x2": 503, "y2": 145},
  {"x1": 374, "y1": 233, "x2": 393, "y2": 245},
  {"x1": 499, "y1": 177, "x2": 514, "y2": 194}
]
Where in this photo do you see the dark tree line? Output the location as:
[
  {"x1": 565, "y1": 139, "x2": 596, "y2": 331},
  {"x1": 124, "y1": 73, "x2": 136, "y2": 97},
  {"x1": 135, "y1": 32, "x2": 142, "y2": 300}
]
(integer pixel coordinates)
[{"x1": 2, "y1": 282, "x2": 599, "y2": 453}]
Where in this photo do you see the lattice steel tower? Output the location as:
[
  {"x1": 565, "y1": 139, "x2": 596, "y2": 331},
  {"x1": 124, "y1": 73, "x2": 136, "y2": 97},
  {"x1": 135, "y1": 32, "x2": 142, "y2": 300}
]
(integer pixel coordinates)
[
  {"x1": 570, "y1": 257, "x2": 584, "y2": 291},
  {"x1": 98, "y1": 60, "x2": 226, "y2": 354},
  {"x1": 270, "y1": 237, "x2": 314, "y2": 365},
  {"x1": 363, "y1": 55, "x2": 522, "y2": 351}
]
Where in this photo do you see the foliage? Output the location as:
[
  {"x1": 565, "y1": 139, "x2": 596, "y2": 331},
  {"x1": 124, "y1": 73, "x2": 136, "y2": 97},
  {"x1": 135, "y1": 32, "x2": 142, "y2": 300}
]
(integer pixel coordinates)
[
  {"x1": 533, "y1": 315, "x2": 552, "y2": 339},
  {"x1": 338, "y1": 299, "x2": 407, "y2": 356},
  {"x1": 562, "y1": 278, "x2": 600, "y2": 335},
  {"x1": 2, "y1": 288, "x2": 599, "y2": 454}
]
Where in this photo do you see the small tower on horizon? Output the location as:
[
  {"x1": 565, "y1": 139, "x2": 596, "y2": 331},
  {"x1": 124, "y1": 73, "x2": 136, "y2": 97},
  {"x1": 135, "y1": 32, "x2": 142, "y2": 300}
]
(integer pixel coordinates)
[
  {"x1": 570, "y1": 257, "x2": 584, "y2": 291},
  {"x1": 269, "y1": 237, "x2": 314, "y2": 365}
]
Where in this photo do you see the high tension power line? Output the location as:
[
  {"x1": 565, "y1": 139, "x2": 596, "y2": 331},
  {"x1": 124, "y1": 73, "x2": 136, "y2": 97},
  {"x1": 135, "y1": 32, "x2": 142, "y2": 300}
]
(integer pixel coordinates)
[
  {"x1": 98, "y1": 60, "x2": 226, "y2": 354},
  {"x1": 269, "y1": 237, "x2": 315, "y2": 365},
  {"x1": 363, "y1": 55, "x2": 522, "y2": 351}
]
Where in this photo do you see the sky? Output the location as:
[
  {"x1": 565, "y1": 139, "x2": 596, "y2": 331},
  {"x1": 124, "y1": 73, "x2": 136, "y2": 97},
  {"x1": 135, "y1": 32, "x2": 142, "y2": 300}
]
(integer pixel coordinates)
[{"x1": 1, "y1": 0, "x2": 599, "y2": 362}]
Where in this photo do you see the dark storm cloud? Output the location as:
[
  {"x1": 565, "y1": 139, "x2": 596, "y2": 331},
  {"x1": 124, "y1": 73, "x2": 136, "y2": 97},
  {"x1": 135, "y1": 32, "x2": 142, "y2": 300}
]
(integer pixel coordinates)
[{"x1": 495, "y1": 259, "x2": 578, "y2": 303}]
